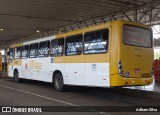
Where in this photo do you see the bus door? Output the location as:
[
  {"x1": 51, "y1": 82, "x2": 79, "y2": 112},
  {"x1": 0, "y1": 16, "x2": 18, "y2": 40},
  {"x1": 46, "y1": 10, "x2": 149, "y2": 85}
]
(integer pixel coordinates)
[
  {"x1": 7, "y1": 48, "x2": 14, "y2": 77},
  {"x1": 64, "y1": 34, "x2": 84, "y2": 85}
]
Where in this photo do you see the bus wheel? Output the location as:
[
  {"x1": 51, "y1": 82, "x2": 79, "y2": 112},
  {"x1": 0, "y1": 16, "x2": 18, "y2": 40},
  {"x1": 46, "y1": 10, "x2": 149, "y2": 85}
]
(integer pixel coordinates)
[
  {"x1": 14, "y1": 70, "x2": 21, "y2": 83},
  {"x1": 54, "y1": 73, "x2": 65, "y2": 92}
]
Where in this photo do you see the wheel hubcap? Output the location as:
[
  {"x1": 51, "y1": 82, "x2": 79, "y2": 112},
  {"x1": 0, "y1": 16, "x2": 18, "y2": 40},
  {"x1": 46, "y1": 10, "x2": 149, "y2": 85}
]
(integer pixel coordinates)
[
  {"x1": 15, "y1": 74, "x2": 18, "y2": 79},
  {"x1": 56, "y1": 77, "x2": 61, "y2": 88}
]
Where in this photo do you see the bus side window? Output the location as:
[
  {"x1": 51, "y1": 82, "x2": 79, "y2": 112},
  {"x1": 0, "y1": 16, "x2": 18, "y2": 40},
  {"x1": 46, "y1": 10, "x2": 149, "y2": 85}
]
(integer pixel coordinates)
[
  {"x1": 38, "y1": 41, "x2": 50, "y2": 57},
  {"x1": 50, "y1": 38, "x2": 64, "y2": 57},
  {"x1": 22, "y1": 45, "x2": 29, "y2": 59},
  {"x1": 8, "y1": 48, "x2": 14, "y2": 63},
  {"x1": 29, "y1": 43, "x2": 38, "y2": 58},
  {"x1": 84, "y1": 29, "x2": 109, "y2": 54},
  {"x1": 65, "y1": 34, "x2": 82, "y2": 56},
  {"x1": 9, "y1": 48, "x2": 14, "y2": 59},
  {"x1": 14, "y1": 46, "x2": 21, "y2": 59}
]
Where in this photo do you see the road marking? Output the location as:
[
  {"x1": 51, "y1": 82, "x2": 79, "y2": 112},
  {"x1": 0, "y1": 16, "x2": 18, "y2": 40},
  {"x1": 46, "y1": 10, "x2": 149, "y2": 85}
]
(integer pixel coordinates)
[
  {"x1": 0, "y1": 84, "x2": 109, "y2": 115},
  {"x1": 0, "y1": 84, "x2": 78, "y2": 106}
]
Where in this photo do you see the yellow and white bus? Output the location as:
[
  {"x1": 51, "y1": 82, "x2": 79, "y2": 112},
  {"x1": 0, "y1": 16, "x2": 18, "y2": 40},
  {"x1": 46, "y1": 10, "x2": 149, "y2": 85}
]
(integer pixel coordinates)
[{"x1": 7, "y1": 20, "x2": 154, "y2": 91}]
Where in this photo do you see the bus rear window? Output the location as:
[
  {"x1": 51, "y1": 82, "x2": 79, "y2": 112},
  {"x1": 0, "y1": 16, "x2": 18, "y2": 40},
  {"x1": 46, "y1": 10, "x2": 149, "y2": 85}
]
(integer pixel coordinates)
[{"x1": 123, "y1": 25, "x2": 152, "y2": 48}]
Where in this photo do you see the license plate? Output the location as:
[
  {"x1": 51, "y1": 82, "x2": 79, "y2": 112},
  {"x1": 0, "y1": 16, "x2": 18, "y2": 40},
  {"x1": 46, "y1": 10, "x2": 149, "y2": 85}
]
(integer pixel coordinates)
[{"x1": 134, "y1": 68, "x2": 140, "y2": 73}]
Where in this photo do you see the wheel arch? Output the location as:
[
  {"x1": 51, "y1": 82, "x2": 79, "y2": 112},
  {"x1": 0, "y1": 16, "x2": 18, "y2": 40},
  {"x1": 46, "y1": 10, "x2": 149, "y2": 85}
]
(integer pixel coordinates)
[
  {"x1": 52, "y1": 70, "x2": 63, "y2": 83},
  {"x1": 13, "y1": 68, "x2": 18, "y2": 77}
]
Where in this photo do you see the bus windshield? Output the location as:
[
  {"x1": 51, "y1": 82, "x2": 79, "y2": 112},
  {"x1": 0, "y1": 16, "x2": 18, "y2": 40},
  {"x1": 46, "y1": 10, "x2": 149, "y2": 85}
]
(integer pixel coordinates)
[{"x1": 123, "y1": 25, "x2": 152, "y2": 48}]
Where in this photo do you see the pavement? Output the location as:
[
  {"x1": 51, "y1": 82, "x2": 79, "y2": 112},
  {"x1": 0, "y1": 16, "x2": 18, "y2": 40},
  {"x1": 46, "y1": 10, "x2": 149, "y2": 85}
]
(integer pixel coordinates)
[
  {"x1": 106, "y1": 79, "x2": 160, "y2": 100},
  {"x1": 0, "y1": 75, "x2": 160, "y2": 115},
  {"x1": 126, "y1": 79, "x2": 160, "y2": 92}
]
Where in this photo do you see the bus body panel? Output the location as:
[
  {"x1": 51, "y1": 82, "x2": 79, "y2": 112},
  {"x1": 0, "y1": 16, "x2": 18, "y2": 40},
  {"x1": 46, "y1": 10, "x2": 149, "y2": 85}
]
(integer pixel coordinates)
[
  {"x1": 110, "y1": 21, "x2": 153, "y2": 86},
  {"x1": 120, "y1": 22, "x2": 154, "y2": 78},
  {"x1": 64, "y1": 55, "x2": 84, "y2": 85},
  {"x1": 121, "y1": 45, "x2": 153, "y2": 78},
  {"x1": 110, "y1": 21, "x2": 120, "y2": 80},
  {"x1": 84, "y1": 63, "x2": 110, "y2": 87},
  {"x1": 84, "y1": 52, "x2": 110, "y2": 87},
  {"x1": 52, "y1": 56, "x2": 65, "y2": 83}
]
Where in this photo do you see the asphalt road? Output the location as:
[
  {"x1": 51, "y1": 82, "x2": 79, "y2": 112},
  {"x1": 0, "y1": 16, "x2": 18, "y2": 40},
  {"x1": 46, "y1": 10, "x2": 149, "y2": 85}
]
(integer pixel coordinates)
[{"x1": 0, "y1": 77, "x2": 160, "y2": 115}]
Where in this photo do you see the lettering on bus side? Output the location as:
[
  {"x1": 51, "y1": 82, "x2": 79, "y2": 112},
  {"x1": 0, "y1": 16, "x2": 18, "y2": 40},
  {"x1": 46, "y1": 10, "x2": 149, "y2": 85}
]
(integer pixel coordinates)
[
  {"x1": 14, "y1": 60, "x2": 18, "y2": 64},
  {"x1": 92, "y1": 64, "x2": 97, "y2": 71},
  {"x1": 29, "y1": 61, "x2": 42, "y2": 69}
]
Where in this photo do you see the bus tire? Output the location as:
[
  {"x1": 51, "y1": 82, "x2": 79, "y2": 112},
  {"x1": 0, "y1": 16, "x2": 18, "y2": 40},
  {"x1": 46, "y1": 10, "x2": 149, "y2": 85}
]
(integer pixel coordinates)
[
  {"x1": 54, "y1": 73, "x2": 66, "y2": 92},
  {"x1": 14, "y1": 70, "x2": 21, "y2": 83}
]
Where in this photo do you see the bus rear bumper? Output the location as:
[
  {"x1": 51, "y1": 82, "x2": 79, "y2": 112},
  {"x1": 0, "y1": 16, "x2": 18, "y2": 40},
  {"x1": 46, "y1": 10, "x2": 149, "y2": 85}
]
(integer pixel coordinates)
[{"x1": 110, "y1": 74, "x2": 153, "y2": 87}]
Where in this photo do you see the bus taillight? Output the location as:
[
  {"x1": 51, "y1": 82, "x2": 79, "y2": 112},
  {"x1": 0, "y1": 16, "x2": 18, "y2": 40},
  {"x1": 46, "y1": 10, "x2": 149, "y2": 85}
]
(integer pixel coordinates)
[{"x1": 118, "y1": 61, "x2": 124, "y2": 76}]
